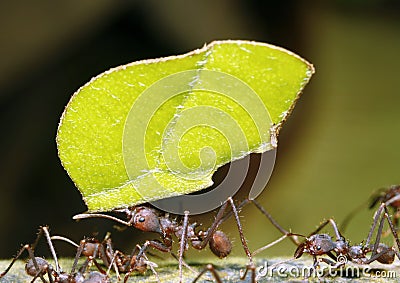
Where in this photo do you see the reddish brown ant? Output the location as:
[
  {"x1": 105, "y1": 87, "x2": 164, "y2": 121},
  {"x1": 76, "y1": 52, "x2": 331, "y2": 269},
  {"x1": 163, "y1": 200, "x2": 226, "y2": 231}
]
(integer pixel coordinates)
[
  {"x1": 51, "y1": 233, "x2": 159, "y2": 282},
  {"x1": 252, "y1": 202, "x2": 400, "y2": 277},
  {"x1": 0, "y1": 226, "x2": 110, "y2": 283},
  {"x1": 74, "y1": 197, "x2": 256, "y2": 282}
]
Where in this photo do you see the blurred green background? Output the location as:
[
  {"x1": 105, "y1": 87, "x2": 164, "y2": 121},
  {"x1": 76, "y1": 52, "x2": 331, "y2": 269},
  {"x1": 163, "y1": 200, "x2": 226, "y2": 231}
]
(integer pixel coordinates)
[{"x1": 0, "y1": 0, "x2": 399, "y2": 262}]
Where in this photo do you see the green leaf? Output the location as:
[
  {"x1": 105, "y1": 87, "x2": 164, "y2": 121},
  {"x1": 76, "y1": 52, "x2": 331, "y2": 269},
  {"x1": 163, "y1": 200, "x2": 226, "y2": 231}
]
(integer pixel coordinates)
[{"x1": 57, "y1": 40, "x2": 314, "y2": 212}]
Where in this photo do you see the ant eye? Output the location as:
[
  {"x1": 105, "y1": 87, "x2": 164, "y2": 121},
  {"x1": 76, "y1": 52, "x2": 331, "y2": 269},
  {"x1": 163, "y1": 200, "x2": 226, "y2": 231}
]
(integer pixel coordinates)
[
  {"x1": 317, "y1": 245, "x2": 321, "y2": 250},
  {"x1": 138, "y1": 217, "x2": 146, "y2": 223}
]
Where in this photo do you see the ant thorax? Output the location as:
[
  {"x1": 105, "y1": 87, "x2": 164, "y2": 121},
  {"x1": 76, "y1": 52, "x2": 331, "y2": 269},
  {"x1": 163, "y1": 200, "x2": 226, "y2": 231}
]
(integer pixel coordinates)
[{"x1": 348, "y1": 245, "x2": 364, "y2": 259}]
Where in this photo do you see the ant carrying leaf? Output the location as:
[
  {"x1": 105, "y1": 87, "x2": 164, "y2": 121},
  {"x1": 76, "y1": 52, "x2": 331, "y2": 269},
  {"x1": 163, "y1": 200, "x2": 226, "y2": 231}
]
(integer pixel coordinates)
[{"x1": 74, "y1": 197, "x2": 257, "y2": 283}]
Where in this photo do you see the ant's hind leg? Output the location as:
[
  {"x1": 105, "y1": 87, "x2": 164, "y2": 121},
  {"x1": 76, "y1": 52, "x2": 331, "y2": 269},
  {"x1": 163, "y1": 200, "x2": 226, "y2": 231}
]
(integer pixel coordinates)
[
  {"x1": 239, "y1": 264, "x2": 256, "y2": 283},
  {"x1": 192, "y1": 264, "x2": 223, "y2": 283},
  {"x1": 383, "y1": 207, "x2": 400, "y2": 260}
]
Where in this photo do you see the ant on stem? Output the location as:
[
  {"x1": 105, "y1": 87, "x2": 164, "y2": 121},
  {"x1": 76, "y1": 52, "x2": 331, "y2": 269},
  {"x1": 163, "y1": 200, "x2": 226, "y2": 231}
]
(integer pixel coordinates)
[
  {"x1": 51, "y1": 233, "x2": 159, "y2": 283},
  {"x1": 0, "y1": 226, "x2": 110, "y2": 283},
  {"x1": 252, "y1": 201, "x2": 400, "y2": 278},
  {"x1": 74, "y1": 197, "x2": 256, "y2": 283}
]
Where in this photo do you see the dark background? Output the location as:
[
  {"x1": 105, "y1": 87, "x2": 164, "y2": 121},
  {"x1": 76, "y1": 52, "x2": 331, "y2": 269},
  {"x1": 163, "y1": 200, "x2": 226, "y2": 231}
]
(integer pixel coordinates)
[{"x1": 1, "y1": 0, "x2": 400, "y2": 260}]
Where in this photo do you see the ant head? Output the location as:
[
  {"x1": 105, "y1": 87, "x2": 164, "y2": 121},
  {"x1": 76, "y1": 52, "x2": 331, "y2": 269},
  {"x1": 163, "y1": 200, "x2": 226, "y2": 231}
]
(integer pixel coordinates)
[
  {"x1": 25, "y1": 257, "x2": 49, "y2": 277},
  {"x1": 130, "y1": 207, "x2": 162, "y2": 234},
  {"x1": 81, "y1": 239, "x2": 100, "y2": 257},
  {"x1": 303, "y1": 234, "x2": 336, "y2": 256}
]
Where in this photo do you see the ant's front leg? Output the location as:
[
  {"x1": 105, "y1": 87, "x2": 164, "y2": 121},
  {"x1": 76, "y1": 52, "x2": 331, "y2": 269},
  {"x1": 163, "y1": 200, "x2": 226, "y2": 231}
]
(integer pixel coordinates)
[
  {"x1": 1, "y1": 232, "x2": 49, "y2": 283},
  {"x1": 136, "y1": 239, "x2": 172, "y2": 261},
  {"x1": 310, "y1": 219, "x2": 342, "y2": 241}
]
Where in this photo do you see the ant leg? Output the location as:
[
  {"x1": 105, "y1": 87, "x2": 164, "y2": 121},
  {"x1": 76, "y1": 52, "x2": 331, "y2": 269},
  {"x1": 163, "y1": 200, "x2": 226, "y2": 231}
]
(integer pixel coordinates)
[
  {"x1": 197, "y1": 201, "x2": 230, "y2": 249},
  {"x1": 239, "y1": 264, "x2": 255, "y2": 282},
  {"x1": 340, "y1": 200, "x2": 369, "y2": 233},
  {"x1": 216, "y1": 198, "x2": 250, "y2": 226},
  {"x1": 251, "y1": 199, "x2": 301, "y2": 245},
  {"x1": 139, "y1": 247, "x2": 160, "y2": 283},
  {"x1": 178, "y1": 211, "x2": 189, "y2": 283},
  {"x1": 226, "y1": 199, "x2": 252, "y2": 260},
  {"x1": 1, "y1": 243, "x2": 47, "y2": 283},
  {"x1": 363, "y1": 207, "x2": 400, "y2": 265},
  {"x1": 309, "y1": 219, "x2": 342, "y2": 240},
  {"x1": 41, "y1": 227, "x2": 60, "y2": 274},
  {"x1": 201, "y1": 198, "x2": 256, "y2": 281},
  {"x1": 225, "y1": 198, "x2": 257, "y2": 282},
  {"x1": 104, "y1": 242, "x2": 121, "y2": 279},
  {"x1": 320, "y1": 257, "x2": 339, "y2": 267},
  {"x1": 30, "y1": 265, "x2": 53, "y2": 283},
  {"x1": 367, "y1": 194, "x2": 400, "y2": 244},
  {"x1": 0, "y1": 245, "x2": 31, "y2": 278},
  {"x1": 366, "y1": 202, "x2": 386, "y2": 247},
  {"x1": 192, "y1": 264, "x2": 222, "y2": 283},
  {"x1": 369, "y1": 206, "x2": 387, "y2": 259},
  {"x1": 382, "y1": 207, "x2": 400, "y2": 260},
  {"x1": 136, "y1": 240, "x2": 172, "y2": 263},
  {"x1": 69, "y1": 239, "x2": 85, "y2": 276},
  {"x1": 170, "y1": 252, "x2": 198, "y2": 276}
]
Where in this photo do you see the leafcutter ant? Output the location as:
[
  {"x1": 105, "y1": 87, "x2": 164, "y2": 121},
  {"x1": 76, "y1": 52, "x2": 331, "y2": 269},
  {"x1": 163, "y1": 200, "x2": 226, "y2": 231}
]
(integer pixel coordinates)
[
  {"x1": 252, "y1": 201, "x2": 400, "y2": 277},
  {"x1": 74, "y1": 197, "x2": 256, "y2": 283},
  {"x1": 0, "y1": 226, "x2": 110, "y2": 283},
  {"x1": 51, "y1": 233, "x2": 159, "y2": 283}
]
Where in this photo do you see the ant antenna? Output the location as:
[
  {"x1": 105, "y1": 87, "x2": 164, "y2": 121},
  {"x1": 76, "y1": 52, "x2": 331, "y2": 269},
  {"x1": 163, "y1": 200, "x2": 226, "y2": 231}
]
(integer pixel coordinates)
[
  {"x1": 51, "y1": 236, "x2": 80, "y2": 248},
  {"x1": 251, "y1": 199, "x2": 301, "y2": 245},
  {"x1": 73, "y1": 213, "x2": 132, "y2": 226},
  {"x1": 42, "y1": 226, "x2": 61, "y2": 274},
  {"x1": 252, "y1": 232, "x2": 306, "y2": 256},
  {"x1": 340, "y1": 200, "x2": 368, "y2": 232}
]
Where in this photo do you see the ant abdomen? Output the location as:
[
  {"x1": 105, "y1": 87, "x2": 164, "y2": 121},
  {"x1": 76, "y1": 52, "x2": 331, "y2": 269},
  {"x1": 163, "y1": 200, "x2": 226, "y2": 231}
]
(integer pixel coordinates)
[
  {"x1": 25, "y1": 257, "x2": 49, "y2": 277},
  {"x1": 209, "y1": 230, "x2": 232, "y2": 258},
  {"x1": 375, "y1": 244, "x2": 395, "y2": 264}
]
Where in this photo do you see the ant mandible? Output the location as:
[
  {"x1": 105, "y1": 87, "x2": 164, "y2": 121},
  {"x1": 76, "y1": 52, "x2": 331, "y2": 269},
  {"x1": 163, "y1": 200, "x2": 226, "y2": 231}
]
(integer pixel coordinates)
[
  {"x1": 74, "y1": 197, "x2": 256, "y2": 283},
  {"x1": 0, "y1": 226, "x2": 110, "y2": 283}
]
